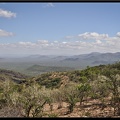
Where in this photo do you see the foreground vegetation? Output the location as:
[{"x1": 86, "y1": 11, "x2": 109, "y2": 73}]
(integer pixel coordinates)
[{"x1": 0, "y1": 62, "x2": 120, "y2": 117}]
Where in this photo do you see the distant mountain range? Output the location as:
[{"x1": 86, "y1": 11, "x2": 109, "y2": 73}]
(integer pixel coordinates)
[
  {"x1": 61, "y1": 52, "x2": 120, "y2": 63},
  {"x1": 0, "y1": 52, "x2": 120, "y2": 76},
  {"x1": 59, "y1": 52, "x2": 120, "y2": 68},
  {"x1": 19, "y1": 52, "x2": 120, "y2": 69}
]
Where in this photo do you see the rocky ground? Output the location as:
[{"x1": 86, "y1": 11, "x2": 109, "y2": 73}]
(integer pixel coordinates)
[{"x1": 0, "y1": 97, "x2": 120, "y2": 118}]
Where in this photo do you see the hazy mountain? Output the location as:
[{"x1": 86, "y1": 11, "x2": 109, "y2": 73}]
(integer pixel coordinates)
[
  {"x1": 52, "y1": 56, "x2": 69, "y2": 61},
  {"x1": 27, "y1": 64, "x2": 74, "y2": 73},
  {"x1": 0, "y1": 52, "x2": 120, "y2": 76},
  {"x1": 26, "y1": 55, "x2": 50, "y2": 59},
  {"x1": 59, "y1": 52, "x2": 120, "y2": 68}
]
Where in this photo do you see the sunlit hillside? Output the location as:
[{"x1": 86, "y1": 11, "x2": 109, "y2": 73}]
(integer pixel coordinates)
[{"x1": 0, "y1": 62, "x2": 120, "y2": 117}]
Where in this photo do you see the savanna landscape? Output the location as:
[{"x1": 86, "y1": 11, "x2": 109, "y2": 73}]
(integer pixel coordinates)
[
  {"x1": 0, "y1": 58, "x2": 120, "y2": 118},
  {"x1": 0, "y1": 2, "x2": 120, "y2": 118}
]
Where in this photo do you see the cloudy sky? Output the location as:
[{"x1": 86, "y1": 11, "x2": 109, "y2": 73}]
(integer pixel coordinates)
[{"x1": 0, "y1": 2, "x2": 120, "y2": 56}]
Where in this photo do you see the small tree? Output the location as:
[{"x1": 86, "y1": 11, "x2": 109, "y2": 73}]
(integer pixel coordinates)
[
  {"x1": 51, "y1": 88, "x2": 63, "y2": 109},
  {"x1": 77, "y1": 82, "x2": 91, "y2": 105},
  {"x1": 101, "y1": 68, "x2": 120, "y2": 116},
  {"x1": 19, "y1": 82, "x2": 48, "y2": 117},
  {"x1": 62, "y1": 83, "x2": 78, "y2": 113},
  {"x1": 0, "y1": 80, "x2": 21, "y2": 108},
  {"x1": 90, "y1": 77, "x2": 110, "y2": 109}
]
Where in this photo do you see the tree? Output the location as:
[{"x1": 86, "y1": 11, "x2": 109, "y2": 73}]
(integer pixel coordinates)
[
  {"x1": 18, "y1": 83, "x2": 48, "y2": 117},
  {"x1": 101, "y1": 68, "x2": 120, "y2": 116},
  {"x1": 62, "y1": 83, "x2": 78, "y2": 113},
  {"x1": 77, "y1": 82, "x2": 91, "y2": 105}
]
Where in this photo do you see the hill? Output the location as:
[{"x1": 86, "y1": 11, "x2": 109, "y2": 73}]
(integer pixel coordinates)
[
  {"x1": 0, "y1": 68, "x2": 28, "y2": 84},
  {"x1": 26, "y1": 64, "x2": 74, "y2": 75},
  {"x1": 0, "y1": 61, "x2": 120, "y2": 117}
]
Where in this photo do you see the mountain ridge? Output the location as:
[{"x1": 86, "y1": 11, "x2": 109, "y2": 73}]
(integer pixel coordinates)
[{"x1": 0, "y1": 52, "x2": 120, "y2": 76}]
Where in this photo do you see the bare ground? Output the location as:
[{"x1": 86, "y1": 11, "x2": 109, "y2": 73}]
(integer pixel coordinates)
[
  {"x1": 42, "y1": 97, "x2": 120, "y2": 118},
  {"x1": 0, "y1": 97, "x2": 120, "y2": 118}
]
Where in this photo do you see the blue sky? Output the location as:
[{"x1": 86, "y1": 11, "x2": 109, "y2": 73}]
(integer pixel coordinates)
[{"x1": 0, "y1": 2, "x2": 120, "y2": 56}]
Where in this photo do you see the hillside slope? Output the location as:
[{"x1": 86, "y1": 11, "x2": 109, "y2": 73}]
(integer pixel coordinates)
[
  {"x1": 0, "y1": 68, "x2": 28, "y2": 84},
  {"x1": 0, "y1": 62, "x2": 120, "y2": 117}
]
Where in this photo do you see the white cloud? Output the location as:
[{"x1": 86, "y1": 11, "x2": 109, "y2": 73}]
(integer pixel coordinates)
[
  {"x1": 53, "y1": 41, "x2": 58, "y2": 43},
  {"x1": 62, "y1": 42, "x2": 67, "y2": 44},
  {"x1": 18, "y1": 42, "x2": 36, "y2": 47},
  {"x1": 0, "y1": 8, "x2": 16, "y2": 18},
  {"x1": 96, "y1": 39, "x2": 102, "y2": 44},
  {"x1": 47, "y1": 3, "x2": 54, "y2": 7},
  {"x1": 116, "y1": 32, "x2": 120, "y2": 37},
  {"x1": 1, "y1": 32, "x2": 120, "y2": 55},
  {"x1": 37, "y1": 40, "x2": 49, "y2": 44},
  {"x1": 0, "y1": 29, "x2": 14, "y2": 37},
  {"x1": 44, "y1": 3, "x2": 55, "y2": 8},
  {"x1": 78, "y1": 32, "x2": 108, "y2": 40}
]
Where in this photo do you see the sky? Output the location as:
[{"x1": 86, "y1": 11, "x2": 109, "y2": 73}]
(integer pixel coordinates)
[{"x1": 0, "y1": 2, "x2": 120, "y2": 56}]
